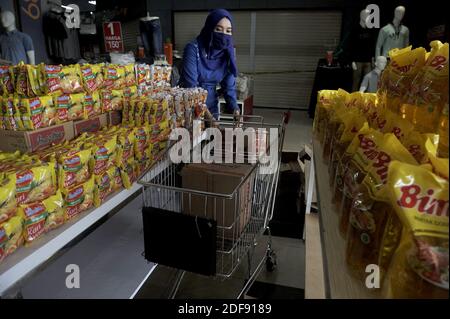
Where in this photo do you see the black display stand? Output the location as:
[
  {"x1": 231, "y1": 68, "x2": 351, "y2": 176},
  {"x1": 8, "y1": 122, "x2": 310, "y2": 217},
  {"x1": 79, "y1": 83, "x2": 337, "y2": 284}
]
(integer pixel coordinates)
[{"x1": 308, "y1": 59, "x2": 352, "y2": 119}]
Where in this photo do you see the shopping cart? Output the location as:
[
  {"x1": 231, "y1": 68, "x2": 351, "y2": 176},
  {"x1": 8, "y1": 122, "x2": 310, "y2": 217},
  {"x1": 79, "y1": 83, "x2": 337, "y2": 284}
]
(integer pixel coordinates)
[{"x1": 138, "y1": 114, "x2": 287, "y2": 298}]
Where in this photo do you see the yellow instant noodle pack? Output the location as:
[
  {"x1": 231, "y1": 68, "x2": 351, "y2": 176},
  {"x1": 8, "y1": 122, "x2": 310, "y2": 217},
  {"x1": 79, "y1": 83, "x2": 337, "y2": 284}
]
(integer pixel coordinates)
[
  {"x1": 93, "y1": 166, "x2": 115, "y2": 207},
  {"x1": 63, "y1": 176, "x2": 95, "y2": 221},
  {"x1": 0, "y1": 214, "x2": 24, "y2": 264},
  {"x1": 86, "y1": 133, "x2": 118, "y2": 176},
  {"x1": 0, "y1": 177, "x2": 17, "y2": 223},
  {"x1": 56, "y1": 93, "x2": 85, "y2": 123},
  {"x1": 103, "y1": 65, "x2": 126, "y2": 90},
  {"x1": 384, "y1": 161, "x2": 448, "y2": 299},
  {"x1": 12, "y1": 161, "x2": 57, "y2": 205},
  {"x1": 58, "y1": 148, "x2": 92, "y2": 192},
  {"x1": 20, "y1": 190, "x2": 64, "y2": 244},
  {"x1": 83, "y1": 91, "x2": 102, "y2": 119},
  {"x1": 80, "y1": 64, "x2": 104, "y2": 93}
]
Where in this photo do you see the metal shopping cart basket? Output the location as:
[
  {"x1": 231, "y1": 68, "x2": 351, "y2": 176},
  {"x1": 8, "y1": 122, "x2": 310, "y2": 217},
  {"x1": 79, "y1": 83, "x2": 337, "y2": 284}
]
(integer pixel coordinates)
[{"x1": 138, "y1": 114, "x2": 288, "y2": 298}]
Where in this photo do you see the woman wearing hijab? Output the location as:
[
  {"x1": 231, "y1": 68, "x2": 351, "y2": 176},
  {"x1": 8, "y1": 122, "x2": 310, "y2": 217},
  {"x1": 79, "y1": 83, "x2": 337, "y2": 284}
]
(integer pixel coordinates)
[{"x1": 180, "y1": 9, "x2": 239, "y2": 120}]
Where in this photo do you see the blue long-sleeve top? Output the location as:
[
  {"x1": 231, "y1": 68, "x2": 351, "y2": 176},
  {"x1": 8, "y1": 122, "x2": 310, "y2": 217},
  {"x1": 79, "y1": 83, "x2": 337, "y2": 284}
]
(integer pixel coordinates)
[{"x1": 180, "y1": 39, "x2": 238, "y2": 119}]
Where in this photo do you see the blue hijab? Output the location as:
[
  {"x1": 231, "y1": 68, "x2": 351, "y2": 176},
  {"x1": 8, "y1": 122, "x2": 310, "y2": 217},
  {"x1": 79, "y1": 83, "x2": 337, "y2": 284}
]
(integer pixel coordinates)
[{"x1": 197, "y1": 9, "x2": 238, "y2": 77}]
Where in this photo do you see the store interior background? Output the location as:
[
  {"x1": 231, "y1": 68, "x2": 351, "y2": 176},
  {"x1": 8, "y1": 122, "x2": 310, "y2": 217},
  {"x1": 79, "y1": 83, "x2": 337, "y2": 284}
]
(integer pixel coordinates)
[{"x1": 0, "y1": 0, "x2": 448, "y2": 299}]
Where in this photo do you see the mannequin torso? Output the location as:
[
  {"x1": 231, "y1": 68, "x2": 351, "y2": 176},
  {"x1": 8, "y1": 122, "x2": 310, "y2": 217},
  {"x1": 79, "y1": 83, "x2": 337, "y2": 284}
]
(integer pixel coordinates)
[
  {"x1": 375, "y1": 6, "x2": 409, "y2": 58},
  {"x1": 375, "y1": 23, "x2": 409, "y2": 57},
  {"x1": 0, "y1": 11, "x2": 35, "y2": 64}
]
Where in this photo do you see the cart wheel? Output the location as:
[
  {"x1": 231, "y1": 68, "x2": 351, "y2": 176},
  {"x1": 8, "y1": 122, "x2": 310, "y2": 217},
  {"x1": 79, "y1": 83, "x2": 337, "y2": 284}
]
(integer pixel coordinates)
[{"x1": 266, "y1": 250, "x2": 277, "y2": 272}]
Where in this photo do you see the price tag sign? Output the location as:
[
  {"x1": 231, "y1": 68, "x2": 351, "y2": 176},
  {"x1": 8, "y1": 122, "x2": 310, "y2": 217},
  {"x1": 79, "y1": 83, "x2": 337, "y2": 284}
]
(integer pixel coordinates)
[{"x1": 103, "y1": 22, "x2": 124, "y2": 52}]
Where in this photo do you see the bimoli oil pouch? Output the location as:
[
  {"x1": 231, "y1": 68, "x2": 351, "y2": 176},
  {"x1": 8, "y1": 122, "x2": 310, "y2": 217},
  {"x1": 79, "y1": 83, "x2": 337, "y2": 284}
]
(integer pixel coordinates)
[
  {"x1": 338, "y1": 128, "x2": 384, "y2": 236},
  {"x1": 313, "y1": 90, "x2": 338, "y2": 144},
  {"x1": 345, "y1": 134, "x2": 418, "y2": 283},
  {"x1": 383, "y1": 161, "x2": 448, "y2": 299}
]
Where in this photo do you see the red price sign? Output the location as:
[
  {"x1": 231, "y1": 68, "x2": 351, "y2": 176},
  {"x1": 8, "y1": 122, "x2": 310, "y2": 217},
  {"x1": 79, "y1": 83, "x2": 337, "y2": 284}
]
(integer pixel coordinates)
[{"x1": 103, "y1": 22, "x2": 124, "y2": 52}]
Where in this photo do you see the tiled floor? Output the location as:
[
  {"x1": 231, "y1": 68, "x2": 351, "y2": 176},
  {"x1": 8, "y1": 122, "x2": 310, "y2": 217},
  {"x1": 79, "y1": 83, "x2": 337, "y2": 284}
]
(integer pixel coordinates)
[{"x1": 253, "y1": 108, "x2": 313, "y2": 152}]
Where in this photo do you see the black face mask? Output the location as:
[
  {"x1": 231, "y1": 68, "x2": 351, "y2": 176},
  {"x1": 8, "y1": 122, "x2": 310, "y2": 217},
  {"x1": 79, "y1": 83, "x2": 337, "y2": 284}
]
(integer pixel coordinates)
[{"x1": 212, "y1": 31, "x2": 232, "y2": 50}]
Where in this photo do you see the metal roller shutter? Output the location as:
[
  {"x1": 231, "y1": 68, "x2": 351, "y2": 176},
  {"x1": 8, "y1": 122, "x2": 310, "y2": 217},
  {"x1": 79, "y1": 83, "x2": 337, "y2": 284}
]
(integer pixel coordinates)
[
  {"x1": 121, "y1": 18, "x2": 141, "y2": 52},
  {"x1": 174, "y1": 10, "x2": 342, "y2": 110},
  {"x1": 254, "y1": 11, "x2": 342, "y2": 109}
]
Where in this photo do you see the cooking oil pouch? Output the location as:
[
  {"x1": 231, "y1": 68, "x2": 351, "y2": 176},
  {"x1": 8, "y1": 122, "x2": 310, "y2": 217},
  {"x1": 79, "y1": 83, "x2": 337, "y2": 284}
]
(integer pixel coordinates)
[
  {"x1": 338, "y1": 128, "x2": 384, "y2": 235},
  {"x1": 313, "y1": 90, "x2": 338, "y2": 143},
  {"x1": 437, "y1": 103, "x2": 448, "y2": 158},
  {"x1": 20, "y1": 190, "x2": 64, "y2": 243},
  {"x1": 0, "y1": 177, "x2": 17, "y2": 224},
  {"x1": 360, "y1": 93, "x2": 377, "y2": 114},
  {"x1": 382, "y1": 109, "x2": 415, "y2": 142},
  {"x1": 323, "y1": 89, "x2": 349, "y2": 159},
  {"x1": 386, "y1": 46, "x2": 427, "y2": 114},
  {"x1": 411, "y1": 41, "x2": 449, "y2": 133},
  {"x1": 58, "y1": 148, "x2": 92, "y2": 192},
  {"x1": 64, "y1": 176, "x2": 95, "y2": 221},
  {"x1": 0, "y1": 214, "x2": 24, "y2": 263},
  {"x1": 426, "y1": 139, "x2": 449, "y2": 180},
  {"x1": 402, "y1": 131, "x2": 430, "y2": 164},
  {"x1": 346, "y1": 134, "x2": 419, "y2": 280},
  {"x1": 384, "y1": 161, "x2": 448, "y2": 299}
]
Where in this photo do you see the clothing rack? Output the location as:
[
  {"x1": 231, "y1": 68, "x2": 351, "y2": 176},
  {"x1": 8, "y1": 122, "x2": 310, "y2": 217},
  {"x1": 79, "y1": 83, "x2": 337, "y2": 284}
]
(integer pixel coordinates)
[{"x1": 47, "y1": 0, "x2": 74, "y2": 12}]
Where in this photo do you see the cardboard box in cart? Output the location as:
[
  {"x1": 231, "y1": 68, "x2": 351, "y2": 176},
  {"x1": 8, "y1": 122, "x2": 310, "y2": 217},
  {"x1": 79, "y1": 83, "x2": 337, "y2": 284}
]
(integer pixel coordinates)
[
  {"x1": 181, "y1": 163, "x2": 255, "y2": 241},
  {"x1": 0, "y1": 122, "x2": 74, "y2": 153}
]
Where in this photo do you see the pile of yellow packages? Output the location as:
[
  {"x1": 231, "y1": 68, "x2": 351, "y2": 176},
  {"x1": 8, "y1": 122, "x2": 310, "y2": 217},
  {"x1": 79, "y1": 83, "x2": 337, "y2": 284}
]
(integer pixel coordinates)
[
  {"x1": 313, "y1": 41, "x2": 449, "y2": 299},
  {"x1": 0, "y1": 120, "x2": 170, "y2": 263},
  {"x1": 0, "y1": 62, "x2": 178, "y2": 131}
]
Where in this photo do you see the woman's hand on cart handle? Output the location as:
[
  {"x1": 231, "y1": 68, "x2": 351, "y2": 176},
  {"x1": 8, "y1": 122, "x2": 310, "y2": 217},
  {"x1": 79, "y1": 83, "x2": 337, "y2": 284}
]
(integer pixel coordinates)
[{"x1": 204, "y1": 107, "x2": 219, "y2": 128}]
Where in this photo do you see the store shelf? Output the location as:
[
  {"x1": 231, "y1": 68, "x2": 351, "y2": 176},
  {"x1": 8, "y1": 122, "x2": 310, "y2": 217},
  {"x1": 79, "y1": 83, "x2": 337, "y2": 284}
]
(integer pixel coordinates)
[
  {"x1": 0, "y1": 182, "x2": 142, "y2": 297},
  {"x1": 0, "y1": 128, "x2": 204, "y2": 297},
  {"x1": 19, "y1": 194, "x2": 156, "y2": 299},
  {"x1": 305, "y1": 213, "x2": 325, "y2": 299},
  {"x1": 312, "y1": 137, "x2": 380, "y2": 299}
]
